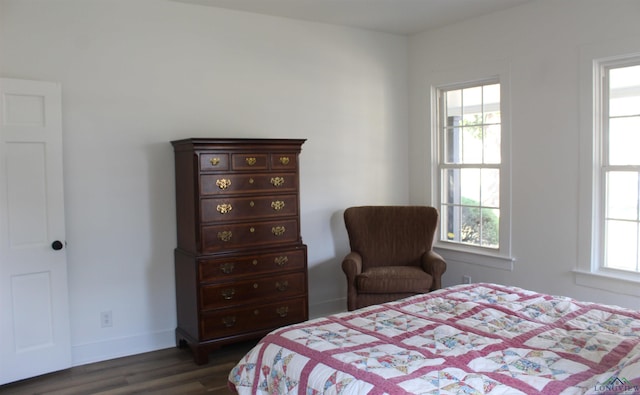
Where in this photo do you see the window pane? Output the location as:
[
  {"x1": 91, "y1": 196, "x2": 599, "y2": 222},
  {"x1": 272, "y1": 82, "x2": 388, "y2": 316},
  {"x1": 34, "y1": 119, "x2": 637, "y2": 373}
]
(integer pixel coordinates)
[
  {"x1": 604, "y1": 219, "x2": 638, "y2": 271},
  {"x1": 462, "y1": 126, "x2": 483, "y2": 163},
  {"x1": 609, "y1": 116, "x2": 640, "y2": 165},
  {"x1": 461, "y1": 206, "x2": 481, "y2": 246},
  {"x1": 444, "y1": 117, "x2": 462, "y2": 164},
  {"x1": 606, "y1": 172, "x2": 639, "y2": 220},
  {"x1": 610, "y1": 95, "x2": 640, "y2": 117},
  {"x1": 442, "y1": 169, "x2": 460, "y2": 205},
  {"x1": 609, "y1": 64, "x2": 640, "y2": 117},
  {"x1": 481, "y1": 208, "x2": 500, "y2": 248},
  {"x1": 481, "y1": 169, "x2": 500, "y2": 208},
  {"x1": 483, "y1": 83, "x2": 501, "y2": 124},
  {"x1": 462, "y1": 86, "x2": 482, "y2": 126},
  {"x1": 446, "y1": 89, "x2": 462, "y2": 119},
  {"x1": 461, "y1": 168, "x2": 480, "y2": 204},
  {"x1": 484, "y1": 125, "x2": 501, "y2": 164},
  {"x1": 441, "y1": 204, "x2": 459, "y2": 241}
]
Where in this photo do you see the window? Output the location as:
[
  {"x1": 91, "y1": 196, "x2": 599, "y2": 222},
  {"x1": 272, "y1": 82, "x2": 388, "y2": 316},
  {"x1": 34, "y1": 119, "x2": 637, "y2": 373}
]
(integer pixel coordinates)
[
  {"x1": 435, "y1": 80, "x2": 502, "y2": 251},
  {"x1": 598, "y1": 59, "x2": 640, "y2": 273},
  {"x1": 577, "y1": 42, "x2": 640, "y2": 294}
]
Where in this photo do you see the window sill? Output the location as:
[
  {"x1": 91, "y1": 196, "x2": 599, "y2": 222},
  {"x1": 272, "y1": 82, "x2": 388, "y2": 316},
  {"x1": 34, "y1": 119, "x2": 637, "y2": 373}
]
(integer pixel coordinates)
[
  {"x1": 434, "y1": 245, "x2": 515, "y2": 271},
  {"x1": 573, "y1": 269, "x2": 640, "y2": 297}
]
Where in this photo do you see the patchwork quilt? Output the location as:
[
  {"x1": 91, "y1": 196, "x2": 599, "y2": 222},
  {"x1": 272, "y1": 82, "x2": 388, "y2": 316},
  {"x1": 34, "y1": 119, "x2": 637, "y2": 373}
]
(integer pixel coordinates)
[{"x1": 228, "y1": 283, "x2": 640, "y2": 394}]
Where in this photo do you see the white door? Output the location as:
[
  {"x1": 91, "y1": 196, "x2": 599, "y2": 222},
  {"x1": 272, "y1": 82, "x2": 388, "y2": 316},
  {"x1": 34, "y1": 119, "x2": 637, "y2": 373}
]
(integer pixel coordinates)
[{"x1": 0, "y1": 78, "x2": 71, "y2": 384}]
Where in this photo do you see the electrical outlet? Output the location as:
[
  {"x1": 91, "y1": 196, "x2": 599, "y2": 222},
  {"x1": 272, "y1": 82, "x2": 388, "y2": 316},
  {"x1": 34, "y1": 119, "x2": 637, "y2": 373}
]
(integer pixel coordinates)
[
  {"x1": 462, "y1": 275, "x2": 472, "y2": 284},
  {"x1": 101, "y1": 311, "x2": 113, "y2": 328}
]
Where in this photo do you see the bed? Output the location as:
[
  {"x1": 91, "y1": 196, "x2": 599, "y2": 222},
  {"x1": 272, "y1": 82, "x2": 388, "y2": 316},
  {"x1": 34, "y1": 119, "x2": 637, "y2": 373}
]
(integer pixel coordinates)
[{"x1": 228, "y1": 283, "x2": 640, "y2": 394}]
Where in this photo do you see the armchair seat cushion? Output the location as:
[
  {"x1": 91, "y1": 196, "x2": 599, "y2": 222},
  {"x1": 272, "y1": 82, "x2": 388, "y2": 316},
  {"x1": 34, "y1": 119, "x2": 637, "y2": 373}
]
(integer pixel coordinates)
[{"x1": 356, "y1": 266, "x2": 433, "y2": 294}]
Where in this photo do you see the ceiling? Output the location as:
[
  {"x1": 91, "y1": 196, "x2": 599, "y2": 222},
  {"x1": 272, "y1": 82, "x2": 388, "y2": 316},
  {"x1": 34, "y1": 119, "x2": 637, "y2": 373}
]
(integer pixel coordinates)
[{"x1": 174, "y1": 0, "x2": 532, "y2": 36}]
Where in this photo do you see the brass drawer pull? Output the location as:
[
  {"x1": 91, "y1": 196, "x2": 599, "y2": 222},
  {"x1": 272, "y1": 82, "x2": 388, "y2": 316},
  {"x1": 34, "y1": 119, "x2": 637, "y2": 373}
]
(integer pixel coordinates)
[
  {"x1": 221, "y1": 288, "x2": 235, "y2": 300},
  {"x1": 270, "y1": 177, "x2": 285, "y2": 187},
  {"x1": 275, "y1": 281, "x2": 288, "y2": 292},
  {"x1": 217, "y1": 231, "x2": 232, "y2": 242},
  {"x1": 276, "y1": 306, "x2": 288, "y2": 317},
  {"x1": 271, "y1": 200, "x2": 285, "y2": 211},
  {"x1": 246, "y1": 157, "x2": 257, "y2": 166},
  {"x1": 279, "y1": 157, "x2": 290, "y2": 165},
  {"x1": 274, "y1": 256, "x2": 288, "y2": 266},
  {"x1": 216, "y1": 179, "x2": 231, "y2": 190},
  {"x1": 216, "y1": 203, "x2": 232, "y2": 214},
  {"x1": 272, "y1": 226, "x2": 285, "y2": 236},
  {"x1": 220, "y1": 262, "x2": 234, "y2": 274},
  {"x1": 210, "y1": 157, "x2": 220, "y2": 166},
  {"x1": 222, "y1": 316, "x2": 236, "y2": 327}
]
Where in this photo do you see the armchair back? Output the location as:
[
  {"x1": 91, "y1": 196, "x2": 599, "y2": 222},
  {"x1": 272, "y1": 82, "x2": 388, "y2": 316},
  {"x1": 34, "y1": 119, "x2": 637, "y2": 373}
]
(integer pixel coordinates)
[{"x1": 343, "y1": 206, "x2": 439, "y2": 269}]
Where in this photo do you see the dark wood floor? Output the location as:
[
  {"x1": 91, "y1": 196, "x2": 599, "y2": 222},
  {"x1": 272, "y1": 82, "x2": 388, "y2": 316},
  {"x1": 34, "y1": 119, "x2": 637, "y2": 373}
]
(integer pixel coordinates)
[{"x1": 0, "y1": 340, "x2": 259, "y2": 395}]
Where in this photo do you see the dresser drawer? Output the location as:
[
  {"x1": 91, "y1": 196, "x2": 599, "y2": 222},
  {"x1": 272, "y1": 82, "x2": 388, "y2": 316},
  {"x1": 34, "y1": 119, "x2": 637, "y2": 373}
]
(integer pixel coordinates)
[
  {"x1": 200, "y1": 296, "x2": 307, "y2": 341},
  {"x1": 270, "y1": 153, "x2": 298, "y2": 170},
  {"x1": 231, "y1": 153, "x2": 268, "y2": 171},
  {"x1": 201, "y1": 194, "x2": 298, "y2": 223},
  {"x1": 198, "y1": 248, "x2": 305, "y2": 282},
  {"x1": 201, "y1": 219, "x2": 298, "y2": 252},
  {"x1": 199, "y1": 153, "x2": 230, "y2": 172},
  {"x1": 200, "y1": 272, "x2": 306, "y2": 310},
  {"x1": 200, "y1": 173, "x2": 298, "y2": 195}
]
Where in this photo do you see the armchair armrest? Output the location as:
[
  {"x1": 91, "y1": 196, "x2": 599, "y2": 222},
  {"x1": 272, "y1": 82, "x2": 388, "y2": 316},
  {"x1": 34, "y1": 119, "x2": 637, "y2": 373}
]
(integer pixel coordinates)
[
  {"x1": 341, "y1": 252, "x2": 362, "y2": 280},
  {"x1": 341, "y1": 252, "x2": 362, "y2": 311},
  {"x1": 421, "y1": 250, "x2": 446, "y2": 291}
]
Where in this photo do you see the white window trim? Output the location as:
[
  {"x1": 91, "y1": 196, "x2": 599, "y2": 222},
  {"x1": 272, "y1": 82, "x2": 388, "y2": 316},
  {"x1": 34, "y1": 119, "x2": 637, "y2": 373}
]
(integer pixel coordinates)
[
  {"x1": 576, "y1": 37, "x2": 640, "y2": 295},
  {"x1": 428, "y1": 61, "x2": 514, "y2": 270}
]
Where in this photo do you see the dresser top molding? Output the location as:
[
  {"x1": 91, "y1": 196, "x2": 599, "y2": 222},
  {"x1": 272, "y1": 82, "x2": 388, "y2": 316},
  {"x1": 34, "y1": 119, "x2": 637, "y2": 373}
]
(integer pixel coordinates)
[{"x1": 171, "y1": 138, "x2": 307, "y2": 152}]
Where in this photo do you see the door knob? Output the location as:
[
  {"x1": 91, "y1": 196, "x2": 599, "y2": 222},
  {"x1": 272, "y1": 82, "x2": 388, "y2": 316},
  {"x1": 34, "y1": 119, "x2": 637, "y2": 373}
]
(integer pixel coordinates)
[{"x1": 51, "y1": 240, "x2": 64, "y2": 251}]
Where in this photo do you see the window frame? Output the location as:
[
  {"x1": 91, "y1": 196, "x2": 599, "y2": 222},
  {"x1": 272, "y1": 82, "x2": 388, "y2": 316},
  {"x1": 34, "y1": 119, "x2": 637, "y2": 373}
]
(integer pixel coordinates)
[
  {"x1": 429, "y1": 64, "x2": 513, "y2": 270},
  {"x1": 599, "y1": 58, "x2": 640, "y2": 274},
  {"x1": 436, "y1": 79, "x2": 501, "y2": 249},
  {"x1": 576, "y1": 39, "x2": 640, "y2": 296}
]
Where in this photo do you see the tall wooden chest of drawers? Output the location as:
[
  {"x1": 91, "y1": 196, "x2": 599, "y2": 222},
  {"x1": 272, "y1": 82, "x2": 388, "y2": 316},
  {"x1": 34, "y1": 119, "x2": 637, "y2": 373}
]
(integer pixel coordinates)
[{"x1": 171, "y1": 138, "x2": 308, "y2": 364}]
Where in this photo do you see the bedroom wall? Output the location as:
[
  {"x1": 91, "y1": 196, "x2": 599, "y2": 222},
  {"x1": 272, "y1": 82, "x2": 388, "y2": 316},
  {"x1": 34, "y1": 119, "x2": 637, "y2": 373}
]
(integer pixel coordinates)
[
  {"x1": 409, "y1": 0, "x2": 640, "y2": 308},
  {"x1": 0, "y1": 0, "x2": 408, "y2": 365}
]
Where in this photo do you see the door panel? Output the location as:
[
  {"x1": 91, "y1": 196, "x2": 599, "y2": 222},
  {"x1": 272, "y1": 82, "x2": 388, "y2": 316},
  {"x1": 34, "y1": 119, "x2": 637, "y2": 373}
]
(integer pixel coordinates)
[
  {"x1": 12, "y1": 271, "x2": 54, "y2": 351},
  {"x1": 7, "y1": 143, "x2": 48, "y2": 246},
  {"x1": 0, "y1": 78, "x2": 70, "y2": 384}
]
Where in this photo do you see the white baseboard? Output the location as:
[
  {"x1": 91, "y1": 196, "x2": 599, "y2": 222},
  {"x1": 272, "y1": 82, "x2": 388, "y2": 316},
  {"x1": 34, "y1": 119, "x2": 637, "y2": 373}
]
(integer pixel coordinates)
[
  {"x1": 70, "y1": 299, "x2": 348, "y2": 368},
  {"x1": 71, "y1": 329, "x2": 175, "y2": 367},
  {"x1": 310, "y1": 297, "x2": 346, "y2": 319}
]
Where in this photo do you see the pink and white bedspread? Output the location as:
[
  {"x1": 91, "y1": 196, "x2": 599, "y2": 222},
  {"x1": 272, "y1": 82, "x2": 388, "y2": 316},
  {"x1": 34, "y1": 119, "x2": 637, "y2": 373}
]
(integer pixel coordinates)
[{"x1": 228, "y1": 283, "x2": 640, "y2": 394}]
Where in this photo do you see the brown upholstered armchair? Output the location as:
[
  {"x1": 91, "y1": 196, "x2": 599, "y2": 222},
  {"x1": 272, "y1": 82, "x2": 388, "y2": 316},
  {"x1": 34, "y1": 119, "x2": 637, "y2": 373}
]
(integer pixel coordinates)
[{"x1": 341, "y1": 206, "x2": 447, "y2": 311}]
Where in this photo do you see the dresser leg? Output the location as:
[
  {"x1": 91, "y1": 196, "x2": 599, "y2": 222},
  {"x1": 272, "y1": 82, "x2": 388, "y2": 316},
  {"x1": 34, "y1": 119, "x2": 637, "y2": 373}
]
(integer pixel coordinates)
[
  {"x1": 192, "y1": 346, "x2": 210, "y2": 365},
  {"x1": 175, "y1": 330, "x2": 209, "y2": 364},
  {"x1": 175, "y1": 331, "x2": 187, "y2": 348}
]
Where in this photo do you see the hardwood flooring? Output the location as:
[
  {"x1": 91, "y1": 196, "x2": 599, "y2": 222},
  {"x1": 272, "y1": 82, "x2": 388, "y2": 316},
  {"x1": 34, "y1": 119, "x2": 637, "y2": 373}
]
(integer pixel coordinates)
[{"x1": 0, "y1": 340, "x2": 259, "y2": 395}]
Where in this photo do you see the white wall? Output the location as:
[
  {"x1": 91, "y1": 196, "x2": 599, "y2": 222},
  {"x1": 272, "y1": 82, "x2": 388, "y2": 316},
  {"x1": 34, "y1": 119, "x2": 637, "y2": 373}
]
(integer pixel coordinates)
[
  {"x1": 0, "y1": 0, "x2": 408, "y2": 365},
  {"x1": 5, "y1": 0, "x2": 639, "y2": 370},
  {"x1": 409, "y1": 0, "x2": 640, "y2": 308}
]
